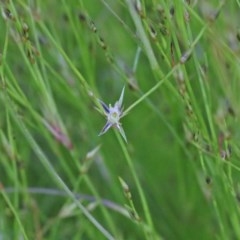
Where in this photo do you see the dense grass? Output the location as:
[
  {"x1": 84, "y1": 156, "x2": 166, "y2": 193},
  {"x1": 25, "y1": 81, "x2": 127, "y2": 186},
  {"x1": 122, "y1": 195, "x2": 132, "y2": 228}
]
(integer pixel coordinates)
[{"x1": 1, "y1": 0, "x2": 240, "y2": 239}]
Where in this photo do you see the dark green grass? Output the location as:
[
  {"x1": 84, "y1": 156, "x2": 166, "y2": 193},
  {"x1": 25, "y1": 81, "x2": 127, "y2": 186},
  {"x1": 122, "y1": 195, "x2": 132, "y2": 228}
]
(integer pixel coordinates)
[{"x1": 1, "y1": 0, "x2": 240, "y2": 239}]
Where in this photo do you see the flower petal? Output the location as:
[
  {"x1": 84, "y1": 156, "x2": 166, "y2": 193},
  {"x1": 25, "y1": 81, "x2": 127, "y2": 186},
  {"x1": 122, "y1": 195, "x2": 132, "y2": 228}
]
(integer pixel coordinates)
[
  {"x1": 99, "y1": 100, "x2": 109, "y2": 114},
  {"x1": 116, "y1": 86, "x2": 125, "y2": 108},
  {"x1": 116, "y1": 124, "x2": 127, "y2": 143},
  {"x1": 98, "y1": 122, "x2": 113, "y2": 136}
]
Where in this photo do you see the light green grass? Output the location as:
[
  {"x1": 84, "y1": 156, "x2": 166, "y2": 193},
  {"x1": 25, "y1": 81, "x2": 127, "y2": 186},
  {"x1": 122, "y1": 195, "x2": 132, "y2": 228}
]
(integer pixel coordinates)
[{"x1": 1, "y1": 0, "x2": 240, "y2": 239}]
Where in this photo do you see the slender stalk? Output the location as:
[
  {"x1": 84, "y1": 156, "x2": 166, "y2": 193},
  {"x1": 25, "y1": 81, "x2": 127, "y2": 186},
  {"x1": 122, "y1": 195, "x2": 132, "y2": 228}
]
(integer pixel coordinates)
[{"x1": 6, "y1": 99, "x2": 115, "y2": 240}]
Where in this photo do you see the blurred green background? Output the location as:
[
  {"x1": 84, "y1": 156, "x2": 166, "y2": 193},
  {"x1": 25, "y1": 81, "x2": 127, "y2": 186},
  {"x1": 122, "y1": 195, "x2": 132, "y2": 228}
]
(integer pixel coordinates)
[{"x1": 1, "y1": 0, "x2": 240, "y2": 239}]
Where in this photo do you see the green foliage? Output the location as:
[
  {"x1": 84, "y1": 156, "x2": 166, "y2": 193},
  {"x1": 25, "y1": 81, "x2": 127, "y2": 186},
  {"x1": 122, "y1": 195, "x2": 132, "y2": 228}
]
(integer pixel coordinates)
[{"x1": 1, "y1": 0, "x2": 240, "y2": 239}]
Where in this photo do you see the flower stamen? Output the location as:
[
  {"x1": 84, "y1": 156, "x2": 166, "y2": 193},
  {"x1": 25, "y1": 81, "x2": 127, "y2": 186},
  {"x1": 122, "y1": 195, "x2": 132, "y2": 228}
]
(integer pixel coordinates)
[{"x1": 97, "y1": 87, "x2": 127, "y2": 142}]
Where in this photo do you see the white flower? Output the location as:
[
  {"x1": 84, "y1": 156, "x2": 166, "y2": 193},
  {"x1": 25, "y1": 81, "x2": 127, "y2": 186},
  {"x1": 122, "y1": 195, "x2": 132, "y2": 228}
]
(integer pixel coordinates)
[{"x1": 98, "y1": 87, "x2": 127, "y2": 142}]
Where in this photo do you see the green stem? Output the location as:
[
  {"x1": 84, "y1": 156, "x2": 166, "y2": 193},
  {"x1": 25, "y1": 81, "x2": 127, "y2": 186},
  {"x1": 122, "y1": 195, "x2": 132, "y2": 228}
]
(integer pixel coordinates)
[
  {"x1": 0, "y1": 189, "x2": 29, "y2": 240},
  {"x1": 6, "y1": 100, "x2": 115, "y2": 240},
  {"x1": 123, "y1": 64, "x2": 178, "y2": 116},
  {"x1": 115, "y1": 131, "x2": 162, "y2": 239},
  {"x1": 125, "y1": 0, "x2": 159, "y2": 70}
]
